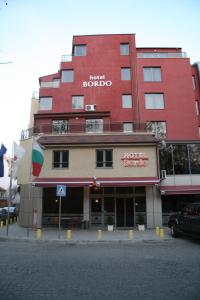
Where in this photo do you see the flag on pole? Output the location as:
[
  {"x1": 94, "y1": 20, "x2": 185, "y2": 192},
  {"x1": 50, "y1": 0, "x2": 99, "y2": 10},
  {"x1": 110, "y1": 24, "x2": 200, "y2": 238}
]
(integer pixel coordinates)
[
  {"x1": 32, "y1": 140, "x2": 44, "y2": 177},
  {"x1": 13, "y1": 141, "x2": 26, "y2": 178},
  {"x1": 0, "y1": 144, "x2": 7, "y2": 177}
]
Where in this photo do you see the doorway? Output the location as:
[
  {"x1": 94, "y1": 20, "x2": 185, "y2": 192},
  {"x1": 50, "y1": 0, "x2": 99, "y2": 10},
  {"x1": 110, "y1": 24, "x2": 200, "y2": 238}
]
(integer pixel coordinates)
[{"x1": 116, "y1": 197, "x2": 134, "y2": 227}]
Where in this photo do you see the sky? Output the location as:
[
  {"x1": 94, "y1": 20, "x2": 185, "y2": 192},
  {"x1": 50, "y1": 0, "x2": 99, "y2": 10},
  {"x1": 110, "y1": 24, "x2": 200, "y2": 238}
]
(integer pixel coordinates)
[{"x1": 0, "y1": 0, "x2": 200, "y2": 156}]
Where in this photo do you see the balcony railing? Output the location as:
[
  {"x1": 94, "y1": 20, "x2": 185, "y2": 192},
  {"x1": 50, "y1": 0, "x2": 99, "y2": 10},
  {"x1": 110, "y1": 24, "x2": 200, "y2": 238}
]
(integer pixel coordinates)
[
  {"x1": 137, "y1": 52, "x2": 187, "y2": 58},
  {"x1": 20, "y1": 122, "x2": 150, "y2": 140},
  {"x1": 61, "y1": 55, "x2": 72, "y2": 62},
  {"x1": 40, "y1": 80, "x2": 60, "y2": 88}
]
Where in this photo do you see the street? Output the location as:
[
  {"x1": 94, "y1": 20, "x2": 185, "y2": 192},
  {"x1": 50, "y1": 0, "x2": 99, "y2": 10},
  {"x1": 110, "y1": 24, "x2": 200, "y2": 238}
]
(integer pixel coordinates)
[{"x1": 0, "y1": 238, "x2": 200, "y2": 300}]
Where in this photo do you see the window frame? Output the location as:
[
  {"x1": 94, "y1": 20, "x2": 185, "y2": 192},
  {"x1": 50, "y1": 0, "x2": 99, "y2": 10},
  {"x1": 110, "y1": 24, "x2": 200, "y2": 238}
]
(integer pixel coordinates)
[
  {"x1": 96, "y1": 149, "x2": 113, "y2": 168},
  {"x1": 122, "y1": 94, "x2": 132, "y2": 108},
  {"x1": 143, "y1": 67, "x2": 162, "y2": 82},
  {"x1": 39, "y1": 97, "x2": 52, "y2": 111},
  {"x1": 53, "y1": 150, "x2": 69, "y2": 169},
  {"x1": 86, "y1": 119, "x2": 103, "y2": 133},
  {"x1": 145, "y1": 93, "x2": 164, "y2": 109},
  {"x1": 121, "y1": 68, "x2": 131, "y2": 80},
  {"x1": 73, "y1": 44, "x2": 86, "y2": 56},
  {"x1": 61, "y1": 70, "x2": 74, "y2": 83},
  {"x1": 120, "y1": 43, "x2": 130, "y2": 55},
  {"x1": 72, "y1": 95, "x2": 84, "y2": 109}
]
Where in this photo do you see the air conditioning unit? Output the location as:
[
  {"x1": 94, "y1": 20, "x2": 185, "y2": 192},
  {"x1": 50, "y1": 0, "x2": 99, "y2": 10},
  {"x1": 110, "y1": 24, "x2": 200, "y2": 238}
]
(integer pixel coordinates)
[
  {"x1": 85, "y1": 104, "x2": 96, "y2": 111},
  {"x1": 161, "y1": 170, "x2": 167, "y2": 180}
]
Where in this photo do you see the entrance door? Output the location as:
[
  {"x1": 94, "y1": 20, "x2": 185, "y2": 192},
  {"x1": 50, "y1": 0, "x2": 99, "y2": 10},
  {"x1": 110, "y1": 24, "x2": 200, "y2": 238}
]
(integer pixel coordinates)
[{"x1": 116, "y1": 198, "x2": 134, "y2": 227}]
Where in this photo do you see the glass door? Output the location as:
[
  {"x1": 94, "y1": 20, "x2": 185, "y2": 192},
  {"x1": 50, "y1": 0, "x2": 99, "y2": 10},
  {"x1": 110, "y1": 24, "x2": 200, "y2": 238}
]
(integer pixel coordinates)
[{"x1": 116, "y1": 197, "x2": 134, "y2": 227}]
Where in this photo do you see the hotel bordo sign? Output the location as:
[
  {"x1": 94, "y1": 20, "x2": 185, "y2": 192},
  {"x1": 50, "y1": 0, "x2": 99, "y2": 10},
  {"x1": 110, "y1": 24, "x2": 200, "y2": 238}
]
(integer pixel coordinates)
[
  {"x1": 82, "y1": 74, "x2": 112, "y2": 88},
  {"x1": 121, "y1": 152, "x2": 149, "y2": 167}
]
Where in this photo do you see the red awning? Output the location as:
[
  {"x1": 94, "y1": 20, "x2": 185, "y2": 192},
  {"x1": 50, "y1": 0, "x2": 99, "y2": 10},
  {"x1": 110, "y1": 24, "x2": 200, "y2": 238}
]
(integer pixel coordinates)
[
  {"x1": 32, "y1": 177, "x2": 160, "y2": 187},
  {"x1": 160, "y1": 185, "x2": 200, "y2": 195}
]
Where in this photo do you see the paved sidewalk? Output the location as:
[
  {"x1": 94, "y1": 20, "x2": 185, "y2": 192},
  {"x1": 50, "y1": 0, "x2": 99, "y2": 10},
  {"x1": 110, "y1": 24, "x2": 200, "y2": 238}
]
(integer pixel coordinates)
[{"x1": 0, "y1": 223, "x2": 172, "y2": 243}]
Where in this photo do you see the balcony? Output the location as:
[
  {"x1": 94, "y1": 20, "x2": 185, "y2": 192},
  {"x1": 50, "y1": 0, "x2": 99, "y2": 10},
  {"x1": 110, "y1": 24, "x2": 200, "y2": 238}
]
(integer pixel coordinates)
[
  {"x1": 61, "y1": 55, "x2": 72, "y2": 62},
  {"x1": 137, "y1": 52, "x2": 187, "y2": 58},
  {"x1": 40, "y1": 79, "x2": 60, "y2": 88},
  {"x1": 20, "y1": 122, "x2": 150, "y2": 141}
]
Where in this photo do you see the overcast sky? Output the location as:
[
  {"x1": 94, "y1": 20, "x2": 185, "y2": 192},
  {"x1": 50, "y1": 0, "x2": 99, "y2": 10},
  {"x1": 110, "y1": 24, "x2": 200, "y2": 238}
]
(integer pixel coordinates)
[{"x1": 0, "y1": 0, "x2": 200, "y2": 156}]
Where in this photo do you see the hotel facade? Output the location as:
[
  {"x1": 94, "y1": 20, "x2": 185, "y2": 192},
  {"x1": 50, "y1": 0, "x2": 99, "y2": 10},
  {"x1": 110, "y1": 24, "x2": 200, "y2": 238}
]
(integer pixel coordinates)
[{"x1": 18, "y1": 34, "x2": 200, "y2": 229}]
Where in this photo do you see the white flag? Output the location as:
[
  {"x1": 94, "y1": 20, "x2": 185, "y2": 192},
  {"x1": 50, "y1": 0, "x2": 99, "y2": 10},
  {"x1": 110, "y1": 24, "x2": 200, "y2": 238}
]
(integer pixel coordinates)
[{"x1": 13, "y1": 141, "x2": 26, "y2": 178}]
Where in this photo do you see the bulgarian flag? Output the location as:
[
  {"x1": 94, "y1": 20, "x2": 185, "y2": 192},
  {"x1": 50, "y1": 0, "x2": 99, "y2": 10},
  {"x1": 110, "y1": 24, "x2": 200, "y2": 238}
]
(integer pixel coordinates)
[{"x1": 32, "y1": 140, "x2": 44, "y2": 177}]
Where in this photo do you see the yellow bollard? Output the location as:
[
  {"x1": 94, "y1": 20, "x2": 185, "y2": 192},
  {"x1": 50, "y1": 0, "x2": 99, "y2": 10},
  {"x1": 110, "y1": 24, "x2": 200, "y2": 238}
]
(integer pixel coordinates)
[
  {"x1": 0, "y1": 221, "x2": 3, "y2": 228},
  {"x1": 97, "y1": 229, "x2": 103, "y2": 240},
  {"x1": 6, "y1": 219, "x2": 8, "y2": 226},
  {"x1": 156, "y1": 226, "x2": 160, "y2": 236},
  {"x1": 66, "y1": 229, "x2": 72, "y2": 240},
  {"x1": 36, "y1": 228, "x2": 42, "y2": 240},
  {"x1": 159, "y1": 228, "x2": 164, "y2": 240},
  {"x1": 128, "y1": 229, "x2": 133, "y2": 240},
  {"x1": 10, "y1": 218, "x2": 12, "y2": 224}
]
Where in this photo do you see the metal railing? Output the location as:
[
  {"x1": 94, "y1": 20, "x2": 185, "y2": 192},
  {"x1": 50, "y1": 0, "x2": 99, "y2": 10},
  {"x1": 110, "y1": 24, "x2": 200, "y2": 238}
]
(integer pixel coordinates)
[
  {"x1": 137, "y1": 52, "x2": 187, "y2": 58},
  {"x1": 40, "y1": 80, "x2": 60, "y2": 88},
  {"x1": 20, "y1": 122, "x2": 149, "y2": 140},
  {"x1": 61, "y1": 55, "x2": 72, "y2": 62}
]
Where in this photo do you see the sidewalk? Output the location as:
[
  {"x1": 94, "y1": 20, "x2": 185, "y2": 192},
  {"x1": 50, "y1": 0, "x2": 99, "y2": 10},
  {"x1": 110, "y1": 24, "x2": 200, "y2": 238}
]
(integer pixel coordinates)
[{"x1": 0, "y1": 223, "x2": 172, "y2": 244}]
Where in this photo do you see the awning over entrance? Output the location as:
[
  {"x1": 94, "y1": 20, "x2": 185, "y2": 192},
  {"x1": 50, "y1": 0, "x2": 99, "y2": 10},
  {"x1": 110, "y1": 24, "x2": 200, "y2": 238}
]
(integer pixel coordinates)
[
  {"x1": 33, "y1": 177, "x2": 160, "y2": 187},
  {"x1": 160, "y1": 185, "x2": 200, "y2": 195}
]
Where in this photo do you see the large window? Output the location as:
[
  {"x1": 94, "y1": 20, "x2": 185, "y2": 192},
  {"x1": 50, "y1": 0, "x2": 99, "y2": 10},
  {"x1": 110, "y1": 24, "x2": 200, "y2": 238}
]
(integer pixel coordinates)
[
  {"x1": 96, "y1": 149, "x2": 113, "y2": 168},
  {"x1": 122, "y1": 94, "x2": 132, "y2": 108},
  {"x1": 73, "y1": 45, "x2": 86, "y2": 56},
  {"x1": 52, "y1": 120, "x2": 68, "y2": 134},
  {"x1": 121, "y1": 68, "x2": 131, "y2": 80},
  {"x1": 143, "y1": 67, "x2": 162, "y2": 82},
  {"x1": 53, "y1": 151, "x2": 69, "y2": 168},
  {"x1": 39, "y1": 97, "x2": 52, "y2": 110},
  {"x1": 72, "y1": 96, "x2": 84, "y2": 109},
  {"x1": 86, "y1": 119, "x2": 103, "y2": 133},
  {"x1": 159, "y1": 143, "x2": 200, "y2": 175},
  {"x1": 61, "y1": 70, "x2": 74, "y2": 82},
  {"x1": 120, "y1": 43, "x2": 130, "y2": 55},
  {"x1": 147, "y1": 121, "x2": 166, "y2": 138},
  {"x1": 145, "y1": 93, "x2": 164, "y2": 109}
]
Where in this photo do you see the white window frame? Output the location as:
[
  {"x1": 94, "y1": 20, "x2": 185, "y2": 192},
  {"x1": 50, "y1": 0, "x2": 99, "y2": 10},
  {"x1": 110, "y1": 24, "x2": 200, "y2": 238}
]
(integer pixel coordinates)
[
  {"x1": 122, "y1": 95, "x2": 132, "y2": 108},
  {"x1": 86, "y1": 119, "x2": 103, "y2": 133},
  {"x1": 143, "y1": 67, "x2": 162, "y2": 82},
  {"x1": 121, "y1": 68, "x2": 131, "y2": 80},
  {"x1": 61, "y1": 70, "x2": 74, "y2": 82},
  {"x1": 39, "y1": 97, "x2": 52, "y2": 110},
  {"x1": 120, "y1": 43, "x2": 130, "y2": 55},
  {"x1": 72, "y1": 96, "x2": 84, "y2": 109},
  {"x1": 145, "y1": 93, "x2": 164, "y2": 109},
  {"x1": 123, "y1": 123, "x2": 133, "y2": 132}
]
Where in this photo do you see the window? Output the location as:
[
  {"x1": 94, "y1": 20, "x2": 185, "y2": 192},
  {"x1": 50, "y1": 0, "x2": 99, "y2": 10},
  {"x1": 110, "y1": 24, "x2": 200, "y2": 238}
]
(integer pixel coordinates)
[
  {"x1": 123, "y1": 123, "x2": 133, "y2": 132},
  {"x1": 143, "y1": 67, "x2": 162, "y2": 82},
  {"x1": 120, "y1": 43, "x2": 130, "y2": 55},
  {"x1": 86, "y1": 119, "x2": 103, "y2": 133},
  {"x1": 39, "y1": 97, "x2": 52, "y2": 110},
  {"x1": 195, "y1": 101, "x2": 199, "y2": 115},
  {"x1": 53, "y1": 151, "x2": 69, "y2": 168},
  {"x1": 52, "y1": 120, "x2": 68, "y2": 134},
  {"x1": 145, "y1": 93, "x2": 164, "y2": 109},
  {"x1": 122, "y1": 94, "x2": 132, "y2": 108},
  {"x1": 61, "y1": 70, "x2": 74, "y2": 82},
  {"x1": 146, "y1": 121, "x2": 166, "y2": 138},
  {"x1": 121, "y1": 68, "x2": 131, "y2": 80},
  {"x1": 192, "y1": 76, "x2": 196, "y2": 89},
  {"x1": 96, "y1": 149, "x2": 113, "y2": 168},
  {"x1": 74, "y1": 45, "x2": 86, "y2": 56},
  {"x1": 72, "y1": 96, "x2": 84, "y2": 109},
  {"x1": 189, "y1": 144, "x2": 200, "y2": 174}
]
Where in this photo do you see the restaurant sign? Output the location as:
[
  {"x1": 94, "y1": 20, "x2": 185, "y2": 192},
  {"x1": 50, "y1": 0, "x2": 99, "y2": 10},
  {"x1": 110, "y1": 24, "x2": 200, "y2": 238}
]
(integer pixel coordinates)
[{"x1": 121, "y1": 152, "x2": 149, "y2": 167}]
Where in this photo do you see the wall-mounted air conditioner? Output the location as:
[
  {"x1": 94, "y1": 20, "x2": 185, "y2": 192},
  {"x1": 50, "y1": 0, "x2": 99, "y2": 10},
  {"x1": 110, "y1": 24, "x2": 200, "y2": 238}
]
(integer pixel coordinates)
[
  {"x1": 161, "y1": 170, "x2": 167, "y2": 180},
  {"x1": 85, "y1": 104, "x2": 96, "y2": 111}
]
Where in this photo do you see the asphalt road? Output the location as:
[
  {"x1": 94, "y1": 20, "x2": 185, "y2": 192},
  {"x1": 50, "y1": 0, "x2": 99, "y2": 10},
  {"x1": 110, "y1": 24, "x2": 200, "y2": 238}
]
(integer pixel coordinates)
[{"x1": 0, "y1": 238, "x2": 200, "y2": 300}]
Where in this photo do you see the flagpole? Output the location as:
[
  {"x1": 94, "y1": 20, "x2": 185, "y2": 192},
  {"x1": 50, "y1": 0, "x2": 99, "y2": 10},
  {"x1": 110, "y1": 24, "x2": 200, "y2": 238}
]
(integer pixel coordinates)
[
  {"x1": 6, "y1": 144, "x2": 14, "y2": 236},
  {"x1": 27, "y1": 136, "x2": 34, "y2": 237}
]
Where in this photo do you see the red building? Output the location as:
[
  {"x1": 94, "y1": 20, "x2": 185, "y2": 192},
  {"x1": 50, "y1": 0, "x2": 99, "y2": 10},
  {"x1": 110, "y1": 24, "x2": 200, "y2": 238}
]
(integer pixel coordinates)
[{"x1": 19, "y1": 34, "x2": 200, "y2": 229}]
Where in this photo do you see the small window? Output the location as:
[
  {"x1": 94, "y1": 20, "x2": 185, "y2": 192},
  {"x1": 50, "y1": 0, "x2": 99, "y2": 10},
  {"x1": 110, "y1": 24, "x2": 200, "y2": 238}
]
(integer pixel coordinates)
[
  {"x1": 39, "y1": 97, "x2": 52, "y2": 110},
  {"x1": 86, "y1": 119, "x2": 103, "y2": 133},
  {"x1": 72, "y1": 96, "x2": 84, "y2": 109},
  {"x1": 122, "y1": 95, "x2": 132, "y2": 108},
  {"x1": 120, "y1": 43, "x2": 130, "y2": 55},
  {"x1": 96, "y1": 149, "x2": 113, "y2": 168},
  {"x1": 52, "y1": 120, "x2": 68, "y2": 134},
  {"x1": 145, "y1": 93, "x2": 164, "y2": 109},
  {"x1": 143, "y1": 67, "x2": 162, "y2": 82},
  {"x1": 61, "y1": 70, "x2": 74, "y2": 82},
  {"x1": 147, "y1": 121, "x2": 166, "y2": 138},
  {"x1": 195, "y1": 100, "x2": 199, "y2": 115},
  {"x1": 74, "y1": 45, "x2": 86, "y2": 56},
  {"x1": 121, "y1": 68, "x2": 131, "y2": 80},
  {"x1": 192, "y1": 76, "x2": 196, "y2": 89},
  {"x1": 53, "y1": 151, "x2": 69, "y2": 168},
  {"x1": 123, "y1": 123, "x2": 133, "y2": 132}
]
